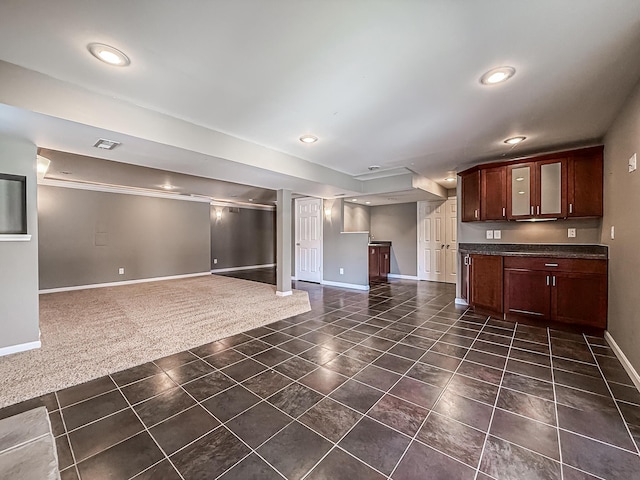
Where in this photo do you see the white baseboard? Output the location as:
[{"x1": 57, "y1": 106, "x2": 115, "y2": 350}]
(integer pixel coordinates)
[
  {"x1": 276, "y1": 290, "x2": 292, "y2": 297},
  {"x1": 387, "y1": 274, "x2": 419, "y2": 280},
  {"x1": 604, "y1": 331, "x2": 640, "y2": 392},
  {"x1": 39, "y1": 272, "x2": 211, "y2": 294},
  {"x1": 455, "y1": 297, "x2": 469, "y2": 306},
  {"x1": 321, "y1": 280, "x2": 370, "y2": 291},
  {"x1": 0, "y1": 340, "x2": 41, "y2": 357},
  {"x1": 211, "y1": 263, "x2": 276, "y2": 273}
]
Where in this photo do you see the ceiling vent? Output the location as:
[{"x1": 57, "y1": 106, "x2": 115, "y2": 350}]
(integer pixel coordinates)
[{"x1": 93, "y1": 138, "x2": 121, "y2": 150}]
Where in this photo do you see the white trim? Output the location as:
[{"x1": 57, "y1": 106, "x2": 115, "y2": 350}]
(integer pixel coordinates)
[
  {"x1": 387, "y1": 274, "x2": 419, "y2": 280},
  {"x1": 210, "y1": 201, "x2": 275, "y2": 211},
  {"x1": 211, "y1": 263, "x2": 275, "y2": 273},
  {"x1": 295, "y1": 197, "x2": 323, "y2": 284},
  {"x1": 39, "y1": 272, "x2": 211, "y2": 294},
  {"x1": 321, "y1": 279, "x2": 370, "y2": 291},
  {"x1": 276, "y1": 290, "x2": 293, "y2": 297},
  {"x1": 39, "y1": 179, "x2": 212, "y2": 203},
  {"x1": 0, "y1": 340, "x2": 41, "y2": 357},
  {"x1": 455, "y1": 297, "x2": 469, "y2": 306},
  {"x1": 291, "y1": 276, "x2": 297, "y2": 281},
  {"x1": 604, "y1": 331, "x2": 640, "y2": 392},
  {"x1": 0, "y1": 234, "x2": 32, "y2": 242}
]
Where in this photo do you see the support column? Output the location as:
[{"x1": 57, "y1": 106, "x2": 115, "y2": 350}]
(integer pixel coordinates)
[{"x1": 276, "y1": 189, "x2": 292, "y2": 296}]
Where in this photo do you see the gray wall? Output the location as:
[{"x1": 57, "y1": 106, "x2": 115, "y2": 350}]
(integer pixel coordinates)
[
  {"x1": 0, "y1": 135, "x2": 39, "y2": 349},
  {"x1": 601, "y1": 77, "x2": 640, "y2": 373},
  {"x1": 323, "y1": 199, "x2": 369, "y2": 286},
  {"x1": 211, "y1": 206, "x2": 275, "y2": 269},
  {"x1": 343, "y1": 202, "x2": 370, "y2": 232},
  {"x1": 370, "y1": 203, "x2": 418, "y2": 276},
  {"x1": 38, "y1": 186, "x2": 211, "y2": 289}
]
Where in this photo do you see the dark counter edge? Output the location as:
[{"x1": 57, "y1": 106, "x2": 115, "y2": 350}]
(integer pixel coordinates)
[{"x1": 458, "y1": 243, "x2": 608, "y2": 260}]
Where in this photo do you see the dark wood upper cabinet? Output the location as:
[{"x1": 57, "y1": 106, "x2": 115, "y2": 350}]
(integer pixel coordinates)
[
  {"x1": 460, "y1": 146, "x2": 602, "y2": 222},
  {"x1": 567, "y1": 146, "x2": 604, "y2": 218},
  {"x1": 461, "y1": 170, "x2": 480, "y2": 222},
  {"x1": 480, "y1": 166, "x2": 506, "y2": 220}
]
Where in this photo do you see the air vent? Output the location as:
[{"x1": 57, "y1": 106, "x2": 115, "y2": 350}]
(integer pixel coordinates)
[
  {"x1": 93, "y1": 138, "x2": 121, "y2": 150},
  {"x1": 229, "y1": 207, "x2": 240, "y2": 214}
]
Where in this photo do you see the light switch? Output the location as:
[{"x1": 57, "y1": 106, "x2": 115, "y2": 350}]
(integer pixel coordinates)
[
  {"x1": 486, "y1": 230, "x2": 494, "y2": 239},
  {"x1": 629, "y1": 153, "x2": 637, "y2": 173},
  {"x1": 568, "y1": 228, "x2": 576, "y2": 238},
  {"x1": 493, "y1": 230, "x2": 502, "y2": 239}
]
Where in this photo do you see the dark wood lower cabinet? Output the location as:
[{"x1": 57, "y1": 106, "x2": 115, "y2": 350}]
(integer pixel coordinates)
[
  {"x1": 470, "y1": 254, "x2": 503, "y2": 314},
  {"x1": 369, "y1": 245, "x2": 390, "y2": 282},
  {"x1": 503, "y1": 257, "x2": 608, "y2": 329}
]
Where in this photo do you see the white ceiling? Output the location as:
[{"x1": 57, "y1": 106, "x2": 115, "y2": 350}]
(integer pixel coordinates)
[{"x1": 0, "y1": 0, "x2": 639, "y2": 198}]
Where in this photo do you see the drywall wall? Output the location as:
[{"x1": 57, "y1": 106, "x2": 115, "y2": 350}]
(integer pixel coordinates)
[
  {"x1": 0, "y1": 135, "x2": 39, "y2": 350},
  {"x1": 323, "y1": 199, "x2": 368, "y2": 286},
  {"x1": 370, "y1": 203, "x2": 418, "y2": 276},
  {"x1": 601, "y1": 77, "x2": 640, "y2": 374},
  {"x1": 211, "y1": 206, "x2": 275, "y2": 269},
  {"x1": 343, "y1": 202, "x2": 370, "y2": 233},
  {"x1": 38, "y1": 185, "x2": 211, "y2": 289}
]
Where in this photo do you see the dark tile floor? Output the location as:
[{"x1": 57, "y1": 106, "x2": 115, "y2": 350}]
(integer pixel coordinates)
[{"x1": 2, "y1": 274, "x2": 640, "y2": 479}]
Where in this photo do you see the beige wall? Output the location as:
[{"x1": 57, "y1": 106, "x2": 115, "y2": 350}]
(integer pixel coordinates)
[
  {"x1": 601, "y1": 78, "x2": 640, "y2": 373},
  {"x1": 0, "y1": 135, "x2": 39, "y2": 350},
  {"x1": 343, "y1": 202, "x2": 370, "y2": 233},
  {"x1": 370, "y1": 203, "x2": 417, "y2": 276}
]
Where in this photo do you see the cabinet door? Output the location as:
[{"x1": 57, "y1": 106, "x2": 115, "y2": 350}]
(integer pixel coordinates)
[
  {"x1": 461, "y1": 254, "x2": 470, "y2": 303},
  {"x1": 568, "y1": 151, "x2": 603, "y2": 217},
  {"x1": 536, "y1": 158, "x2": 567, "y2": 218},
  {"x1": 504, "y1": 269, "x2": 551, "y2": 320},
  {"x1": 461, "y1": 170, "x2": 481, "y2": 222},
  {"x1": 379, "y1": 247, "x2": 391, "y2": 278},
  {"x1": 507, "y1": 163, "x2": 534, "y2": 219},
  {"x1": 551, "y1": 272, "x2": 607, "y2": 328},
  {"x1": 369, "y1": 247, "x2": 380, "y2": 280},
  {"x1": 470, "y1": 255, "x2": 503, "y2": 313},
  {"x1": 481, "y1": 166, "x2": 506, "y2": 220}
]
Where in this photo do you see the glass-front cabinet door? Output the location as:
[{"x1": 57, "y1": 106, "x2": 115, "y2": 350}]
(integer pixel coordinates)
[
  {"x1": 536, "y1": 159, "x2": 567, "y2": 218},
  {"x1": 507, "y1": 163, "x2": 533, "y2": 219}
]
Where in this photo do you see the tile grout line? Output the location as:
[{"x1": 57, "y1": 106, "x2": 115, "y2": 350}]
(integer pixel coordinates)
[
  {"x1": 548, "y1": 327, "x2": 564, "y2": 480},
  {"x1": 54, "y1": 391, "x2": 82, "y2": 480}
]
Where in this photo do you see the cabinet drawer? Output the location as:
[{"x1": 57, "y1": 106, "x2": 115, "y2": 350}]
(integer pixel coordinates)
[{"x1": 503, "y1": 256, "x2": 607, "y2": 274}]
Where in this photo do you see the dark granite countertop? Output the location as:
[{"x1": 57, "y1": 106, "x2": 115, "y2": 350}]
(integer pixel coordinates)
[{"x1": 458, "y1": 243, "x2": 608, "y2": 259}]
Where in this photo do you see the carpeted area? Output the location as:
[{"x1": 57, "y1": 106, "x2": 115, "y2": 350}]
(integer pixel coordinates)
[{"x1": 0, "y1": 275, "x2": 310, "y2": 408}]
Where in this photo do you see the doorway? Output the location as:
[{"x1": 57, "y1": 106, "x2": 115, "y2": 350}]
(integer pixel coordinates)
[
  {"x1": 417, "y1": 198, "x2": 457, "y2": 283},
  {"x1": 294, "y1": 197, "x2": 323, "y2": 283}
]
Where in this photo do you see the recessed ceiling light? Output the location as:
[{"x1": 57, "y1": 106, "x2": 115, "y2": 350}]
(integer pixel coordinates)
[
  {"x1": 87, "y1": 43, "x2": 130, "y2": 67},
  {"x1": 445, "y1": 177, "x2": 456, "y2": 182},
  {"x1": 445, "y1": 170, "x2": 456, "y2": 182},
  {"x1": 93, "y1": 138, "x2": 121, "y2": 150},
  {"x1": 504, "y1": 136, "x2": 526, "y2": 145},
  {"x1": 161, "y1": 184, "x2": 174, "y2": 190},
  {"x1": 249, "y1": 198, "x2": 253, "y2": 202},
  {"x1": 480, "y1": 66, "x2": 516, "y2": 85},
  {"x1": 299, "y1": 135, "x2": 318, "y2": 144},
  {"x1": 365, "y1": 201, "x2": 371, "y2": 205},
  {"x1": 351, "y1": 199, "x2": 358, "y2": 202}
]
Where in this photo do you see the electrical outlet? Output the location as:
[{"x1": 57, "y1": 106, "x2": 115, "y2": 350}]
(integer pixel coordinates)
[
  {"x1": 118, "y1": 267, "x2": 124, "y2": 275},
  {"x1": 486, "y1": 230, "x2": 494, "y2": 239},
  {"x1": 568, "y1": 228, "x2": 576, "y2": 238},
  {"x1": 339, "y1": 268, "x2": 344, "y2": 275},
  {"x1": 629, "y1": 153, "x2": 637, "y2": 173},
  {"x1": 493, "y1": 230, "x2": 502, "y2": 240},
  {"x1": 611, "y1": 225, "x2": 615, "y2": 240},
  {"x1": 213, "y1": 259, "x2": 218, "y2": 264}
]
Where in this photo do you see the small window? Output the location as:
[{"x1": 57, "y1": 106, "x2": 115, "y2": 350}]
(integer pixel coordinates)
[{"x1": 0, "y1": 174, "x2": 27, "y2": 234}]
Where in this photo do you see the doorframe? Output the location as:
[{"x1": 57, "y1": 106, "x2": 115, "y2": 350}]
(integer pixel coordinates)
[{"x1": 294, "y1": 197, "x2": 324, "y2": 283}]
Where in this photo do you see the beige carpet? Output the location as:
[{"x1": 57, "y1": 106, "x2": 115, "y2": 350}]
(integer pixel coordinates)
[{"x1": 0, "y1": 275, "x2": 310, "y2": 408}]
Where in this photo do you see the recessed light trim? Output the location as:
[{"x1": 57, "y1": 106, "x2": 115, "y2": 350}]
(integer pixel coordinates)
[
  {"x1": 480, "y1": 66, "x2": 515, "y2": 85},
  {"x1": 93, "y1": 138, "x2": 121, "y2": 150},
  {"x1": 365, "y1": 201, "x2": 371, "y2": 205},
  {"x1": 88, "y1": 43, "x2": 130, "y2": 67},
  {"x1": 351, "y1": 199, "x2": 358, "y2": 202},
  {"x1": 161, "y1": 184, "x2": 174, "y2": 190},
  {"x1": 504, "y1": 136, "x2": 526, "y2": 145},
  {"x1": 299, "y1": 134, "x2": 318, "y2": 144}
]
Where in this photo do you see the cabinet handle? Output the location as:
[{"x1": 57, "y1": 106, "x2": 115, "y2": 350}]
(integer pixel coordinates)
[
  {"x1": 371, "y1": 249, "x2": 374, "y2": 254},
  {"x1": 546, "y1": 275, "x2": 550, "y2": 286},
  {"x1": 569, "y1": 203, "x2": 573, "y2": 214},
  {"x1": 446, "y1": 244, "x2": 450, "y2": 249},
  {"x1": 544, "y1": 263, "x2": 558, "y2": 267},
  {"x1": 552, "y1": 276, "x2": 556, "y2": 287},
  {"x1": 475, "y1": 209, "x2": 478, "y2": 219},
  {"x1": 384, "y1": 254, "x2": 388, "y2": 259},
  {"x1": 537, "y1": 205, "x2": 540, "y2": 215},
  {"x1": 502, "y1": 207, "x2": 506, "y2": 217},
  {"x1": 530, "y1": 206, "x2": 534, "y2": 215}
]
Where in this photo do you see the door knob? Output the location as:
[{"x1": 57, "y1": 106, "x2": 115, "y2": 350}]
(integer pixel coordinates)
[
  {"x1": 296, "y1": 243, "x2": 300, "y2": 246},
  {"x1": 441, "y1": 244, "x2": 445, "y2": 249}
]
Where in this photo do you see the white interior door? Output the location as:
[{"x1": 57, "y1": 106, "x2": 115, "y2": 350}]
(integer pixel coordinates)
[
  {"x1": 444, "y1": 197, "x2": 458, "y2": 284},
  {"x1": 418, "y1": 200, "x2": 446, "y2": 282},
  {"x1": 295, "y1": 197, "x2": 322, "y2": 283},
  {"x1": 418, "y1": 198, "x2": 457, "y2": 284}
]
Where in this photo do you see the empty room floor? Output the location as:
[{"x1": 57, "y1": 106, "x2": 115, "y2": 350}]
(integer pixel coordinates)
[{"x1": 1, "y1": 279, "x2": 639, "y2": 479}]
